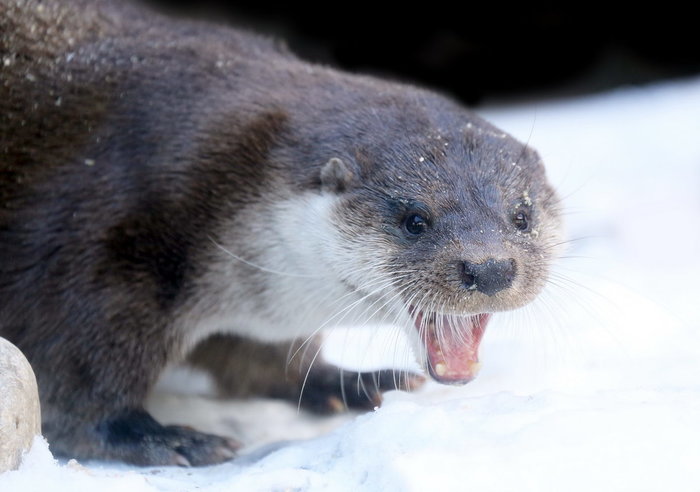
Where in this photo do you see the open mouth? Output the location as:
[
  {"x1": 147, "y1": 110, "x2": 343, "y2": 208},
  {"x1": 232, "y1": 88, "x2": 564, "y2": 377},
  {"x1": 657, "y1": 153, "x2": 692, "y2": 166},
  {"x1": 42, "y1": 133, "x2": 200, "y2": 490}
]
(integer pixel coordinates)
[{"x1": 412, "y1": 309, "x2": 491, "y2": 385}]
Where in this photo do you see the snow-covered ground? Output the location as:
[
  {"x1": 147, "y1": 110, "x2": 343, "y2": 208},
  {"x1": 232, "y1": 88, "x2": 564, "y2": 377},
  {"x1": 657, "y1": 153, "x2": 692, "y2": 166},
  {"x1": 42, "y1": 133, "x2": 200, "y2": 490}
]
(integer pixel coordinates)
[{"x1": 3, "y1": 77, "x2": 700, "y2": 491}]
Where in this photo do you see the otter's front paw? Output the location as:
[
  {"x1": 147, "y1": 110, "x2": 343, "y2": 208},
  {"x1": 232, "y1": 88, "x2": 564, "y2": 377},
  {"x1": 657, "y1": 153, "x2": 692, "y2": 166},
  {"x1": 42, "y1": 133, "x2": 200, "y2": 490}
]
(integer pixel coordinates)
[
  {"x1": 97, "y1": 409, "x2": 240, "y2": 466},
  {"x1": 300, "y1": 367, "x2": 425, "y2": 414}
]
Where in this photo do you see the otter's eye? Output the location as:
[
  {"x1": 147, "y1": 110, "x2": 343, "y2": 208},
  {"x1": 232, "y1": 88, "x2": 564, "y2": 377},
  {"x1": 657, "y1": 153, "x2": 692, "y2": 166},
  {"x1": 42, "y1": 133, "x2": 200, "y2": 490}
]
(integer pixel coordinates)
[
  {"x1": 512, "y1": 209, "x2": 530, "y2": 231},
  {"x1": 403, "y1": 213, "x2": 428, "y2": 235}
]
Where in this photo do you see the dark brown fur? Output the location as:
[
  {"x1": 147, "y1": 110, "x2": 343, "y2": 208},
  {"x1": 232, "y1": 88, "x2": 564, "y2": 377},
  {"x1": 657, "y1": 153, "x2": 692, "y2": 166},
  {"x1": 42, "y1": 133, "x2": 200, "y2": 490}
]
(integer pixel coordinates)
[{"x1": 0, "y1": 0, "x2": 561, "y2": 466}]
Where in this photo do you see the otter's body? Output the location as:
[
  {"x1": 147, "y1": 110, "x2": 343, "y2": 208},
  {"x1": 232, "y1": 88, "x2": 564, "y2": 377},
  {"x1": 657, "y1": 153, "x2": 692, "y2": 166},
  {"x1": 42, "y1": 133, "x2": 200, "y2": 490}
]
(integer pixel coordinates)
[{"x1": 0, "y1": 0, "x2": 562, "y2": 466}]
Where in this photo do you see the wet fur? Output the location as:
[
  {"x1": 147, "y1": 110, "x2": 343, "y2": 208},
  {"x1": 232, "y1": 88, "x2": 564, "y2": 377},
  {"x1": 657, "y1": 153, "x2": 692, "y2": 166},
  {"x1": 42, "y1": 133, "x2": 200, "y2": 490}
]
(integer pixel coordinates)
[{"x1": 0, "y1": 0, "x2": 562, "y2": 466}]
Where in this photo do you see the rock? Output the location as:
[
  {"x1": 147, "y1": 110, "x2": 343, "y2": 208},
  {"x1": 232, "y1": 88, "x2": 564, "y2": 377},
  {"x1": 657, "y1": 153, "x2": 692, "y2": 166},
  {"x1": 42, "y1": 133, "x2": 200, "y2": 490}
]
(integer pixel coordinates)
[{"x1": 0, "y1": 337, "x2": 41, "y2": 473}]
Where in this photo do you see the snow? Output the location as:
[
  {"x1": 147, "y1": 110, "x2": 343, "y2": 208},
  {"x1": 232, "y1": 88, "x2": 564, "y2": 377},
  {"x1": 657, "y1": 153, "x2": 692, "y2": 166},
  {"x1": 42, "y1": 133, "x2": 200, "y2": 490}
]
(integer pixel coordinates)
[{"x1": 3, "y1": 76, "x2": 700, "y2": 491}]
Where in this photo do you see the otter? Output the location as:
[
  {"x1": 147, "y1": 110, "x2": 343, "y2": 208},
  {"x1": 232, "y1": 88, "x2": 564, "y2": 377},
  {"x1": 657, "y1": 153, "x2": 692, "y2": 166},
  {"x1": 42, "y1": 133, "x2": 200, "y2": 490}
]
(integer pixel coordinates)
[{"x1": 0, "y1": 0, "x2": 563, "y2": 467}]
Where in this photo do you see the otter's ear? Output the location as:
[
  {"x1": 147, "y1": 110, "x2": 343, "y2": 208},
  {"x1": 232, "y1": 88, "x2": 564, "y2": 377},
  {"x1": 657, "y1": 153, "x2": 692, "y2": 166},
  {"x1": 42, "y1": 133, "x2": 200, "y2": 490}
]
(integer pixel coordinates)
[{"x1": 321, "y1": 157, "x2": 356, "y2": 193}]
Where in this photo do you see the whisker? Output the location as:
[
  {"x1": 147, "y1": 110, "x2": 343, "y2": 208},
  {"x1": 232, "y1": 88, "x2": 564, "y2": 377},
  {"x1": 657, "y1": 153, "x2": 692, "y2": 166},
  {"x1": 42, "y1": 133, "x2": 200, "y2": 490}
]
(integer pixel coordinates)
[
  {"x1": 289, "y1": 274, "x2": 410, "y2": 366},
  {"x1": 209, "y1": 236, "x2": 319, "y2": 278}
]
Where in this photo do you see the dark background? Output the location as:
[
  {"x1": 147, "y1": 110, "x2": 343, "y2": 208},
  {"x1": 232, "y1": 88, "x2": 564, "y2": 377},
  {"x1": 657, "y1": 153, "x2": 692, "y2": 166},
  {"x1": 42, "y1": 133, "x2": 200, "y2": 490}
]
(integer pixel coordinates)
[{"x1": 145, "y1": 1, "x2": 700, "y2": 106}]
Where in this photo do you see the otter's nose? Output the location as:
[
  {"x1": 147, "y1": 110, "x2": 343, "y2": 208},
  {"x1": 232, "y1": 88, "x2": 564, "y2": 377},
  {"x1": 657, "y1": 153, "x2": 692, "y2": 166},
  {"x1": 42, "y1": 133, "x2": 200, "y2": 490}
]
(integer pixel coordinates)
[{"x1": 461, "y1": 259, "x2": 515, "y2": 296}]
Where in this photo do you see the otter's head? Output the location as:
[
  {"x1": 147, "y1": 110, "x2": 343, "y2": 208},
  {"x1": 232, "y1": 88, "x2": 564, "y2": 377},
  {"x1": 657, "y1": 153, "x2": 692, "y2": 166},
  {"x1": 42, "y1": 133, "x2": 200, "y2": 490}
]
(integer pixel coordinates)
[{"x1": 315, "y1": 98, "x2": 563, "y2": 384}]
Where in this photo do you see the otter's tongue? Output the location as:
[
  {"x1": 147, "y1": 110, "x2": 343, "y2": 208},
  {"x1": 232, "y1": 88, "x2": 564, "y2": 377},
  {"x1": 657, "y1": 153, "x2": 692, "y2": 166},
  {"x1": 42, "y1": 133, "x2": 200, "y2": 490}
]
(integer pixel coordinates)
[{"x1": 415, "y1": 312, "x2": 491, "y2": 385}]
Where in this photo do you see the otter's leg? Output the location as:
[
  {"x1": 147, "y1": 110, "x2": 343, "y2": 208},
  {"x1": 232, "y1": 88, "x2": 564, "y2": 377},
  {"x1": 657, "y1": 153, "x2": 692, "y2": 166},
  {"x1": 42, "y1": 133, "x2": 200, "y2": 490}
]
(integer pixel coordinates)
[
  {"x1": 7, "y1": 318, "x2": 239, "y2": 467},
  {"x1": 187, "y1": 334, "x2": 424, "y2": 414}
]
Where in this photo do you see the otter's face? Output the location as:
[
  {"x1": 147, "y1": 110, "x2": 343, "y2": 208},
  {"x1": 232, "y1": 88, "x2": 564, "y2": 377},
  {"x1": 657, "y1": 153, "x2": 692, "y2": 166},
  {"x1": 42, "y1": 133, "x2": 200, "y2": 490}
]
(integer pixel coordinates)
[{"x1": 320, "y1": 115, "x2": 562, "y2": 385}]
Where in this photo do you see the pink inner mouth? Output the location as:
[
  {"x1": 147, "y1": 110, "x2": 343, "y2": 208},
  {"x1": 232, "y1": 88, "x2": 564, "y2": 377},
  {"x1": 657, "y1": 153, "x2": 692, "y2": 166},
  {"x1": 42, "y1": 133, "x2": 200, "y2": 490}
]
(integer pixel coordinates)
[{"x1": 412, "y1": 310, "x2": 491, "y2": 385}]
